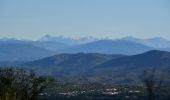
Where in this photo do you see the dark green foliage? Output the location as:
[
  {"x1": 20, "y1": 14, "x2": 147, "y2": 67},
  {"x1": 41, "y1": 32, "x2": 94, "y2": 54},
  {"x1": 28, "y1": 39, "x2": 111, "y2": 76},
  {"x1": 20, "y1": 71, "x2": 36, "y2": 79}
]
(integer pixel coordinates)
[
  {"x1": 0, "y1": 67, "x2": 53, "y2": 100},
  {"x1": 141, "y1": 69, "x2": 164, "y2": 100}
]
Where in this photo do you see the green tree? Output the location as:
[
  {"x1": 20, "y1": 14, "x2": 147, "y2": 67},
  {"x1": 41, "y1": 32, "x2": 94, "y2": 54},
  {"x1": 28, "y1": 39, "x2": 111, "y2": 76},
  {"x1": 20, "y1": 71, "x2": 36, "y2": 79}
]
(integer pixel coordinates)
[
  {"x1": 141, "y1": 69, "x2": 163, "y2": 100},
  {"x1": 0, "y1": 67, "x2": 53, "y2": 100}
]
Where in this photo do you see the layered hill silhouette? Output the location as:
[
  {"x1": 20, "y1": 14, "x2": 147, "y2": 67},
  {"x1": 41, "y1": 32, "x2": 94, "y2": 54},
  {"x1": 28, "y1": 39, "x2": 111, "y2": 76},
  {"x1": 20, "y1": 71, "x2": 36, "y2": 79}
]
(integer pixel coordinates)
[
  {"x1": 23, "y1": 53, "x2": 124, "y2": 76},
  {"x1": 0, "y1": 43, "x2": 53, "y2": 63},
  {"x1": 122, "y1": 36, "x2": 170, "y2": 48},
  {"x1": 0, "y1": 38, "x2": 70, "y2": 53},
  {"x1": 1, "y1": 36, "x2": 170, "y2": 66},
  {"x1": 97, "y1": 50, "x2": 170, "y2": 68},
  {"x1": 59, "y1": 40, "x2": 154, "y2": 55},
  {"x1": 23, "y1": 50, "x2": 170, "y2": 83},
  {"x1": 0, "y1": 39, "x2": 70, "y2": 63},
  {"x1": 24, "y1": 53, "x2": 122, "y2": 67}
]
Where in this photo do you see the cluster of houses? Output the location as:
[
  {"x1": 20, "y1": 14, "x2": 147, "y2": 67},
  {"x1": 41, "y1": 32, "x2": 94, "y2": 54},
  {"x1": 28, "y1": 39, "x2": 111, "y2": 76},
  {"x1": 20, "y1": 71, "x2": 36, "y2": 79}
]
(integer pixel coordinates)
[{"x1": 56, "y1": 87, "x2": 141, "y2": 97}]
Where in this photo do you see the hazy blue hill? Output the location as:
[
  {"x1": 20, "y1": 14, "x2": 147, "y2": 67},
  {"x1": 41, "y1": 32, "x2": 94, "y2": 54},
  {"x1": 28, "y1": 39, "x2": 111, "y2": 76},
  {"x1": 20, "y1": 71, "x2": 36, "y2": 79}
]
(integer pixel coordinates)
[
  {"x1": 0, "y1": 38, "x2": 71, "y2": 53},
  {"x1": 40, "y1": 34, "x2": 97, "y2": 45},
  {"x1": 32, "y1": 41, "x2": 70, "y2": 53},
  {"x1": 122, "y1": 36, "x2": 170, "y2": 48},
  {"x1": 96, "y1": 50, "x2": 170, "y2": 69},
  {"x1": 59, "y1": 40, "x2": 154, "y2": 55},
  {"x1": 0, "y1": 43, "x2": 54, "y2": 62},
  {"x1": 22, "y1": 50, "x2": 170, "y2": 83},
  {"x1": 1, "y1": 36, "x2": 170, "y2": 56},
  {"x1": 90, "y1": 50, "x2": 170, "y2": 83},
  {"x1": 25, "y1": 53, "x2": 123, "y2": 67},
  {"x1": 23, "y1": 53, "x2": 124, "y2": 76}
]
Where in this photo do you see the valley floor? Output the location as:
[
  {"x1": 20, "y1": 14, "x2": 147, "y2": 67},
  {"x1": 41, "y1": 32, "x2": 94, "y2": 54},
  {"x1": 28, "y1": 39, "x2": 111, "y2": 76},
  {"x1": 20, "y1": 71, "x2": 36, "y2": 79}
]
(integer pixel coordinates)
[{"x1": 38, "y1": 83, "x2": 170, "y2": 100}]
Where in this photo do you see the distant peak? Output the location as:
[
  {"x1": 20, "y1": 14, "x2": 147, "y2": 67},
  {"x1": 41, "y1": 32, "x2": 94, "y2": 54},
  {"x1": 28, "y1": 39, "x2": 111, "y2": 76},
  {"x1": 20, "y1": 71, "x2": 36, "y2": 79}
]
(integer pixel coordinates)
[
  {"x1": 44, "y1": 34, "x2": 52, "y2": 38},
  {"x1": 40, "y1": 34, "x2": 52, "y2": 41}
]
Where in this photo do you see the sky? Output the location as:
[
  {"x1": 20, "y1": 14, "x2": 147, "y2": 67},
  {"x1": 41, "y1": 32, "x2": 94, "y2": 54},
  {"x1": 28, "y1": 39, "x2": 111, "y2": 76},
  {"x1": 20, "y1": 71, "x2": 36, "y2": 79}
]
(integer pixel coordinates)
[{"x1": 0, "y1": 0, "x2": 170, "y2": 40}]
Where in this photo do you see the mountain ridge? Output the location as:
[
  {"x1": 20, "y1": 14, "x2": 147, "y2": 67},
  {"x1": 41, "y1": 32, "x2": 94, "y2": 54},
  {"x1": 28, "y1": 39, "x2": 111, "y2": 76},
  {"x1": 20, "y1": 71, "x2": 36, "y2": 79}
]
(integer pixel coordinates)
[
  {"x1": 59, "y1": 39, "x2": 154, "y2": 55},
  {"x1": 22, "y1": 50, "x2": 170, "y2": 83},
  {"x1": 0, "y1": 43, "x2": 54, "y2": 62}
]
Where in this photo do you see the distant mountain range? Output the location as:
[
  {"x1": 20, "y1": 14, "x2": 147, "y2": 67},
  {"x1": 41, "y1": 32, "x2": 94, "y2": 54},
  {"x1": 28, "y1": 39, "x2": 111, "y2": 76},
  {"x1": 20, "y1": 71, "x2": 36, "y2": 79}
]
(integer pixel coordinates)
[
  {"x1": 0, "y1": 43, "x2": 53, "y2": 63},
  {"x1": 39, "y1": 35, "x2": 170, "y2": 48},
  {"x1": 97, "y1": 50, "x2": 170, "y2": 68},
  {"x1": 23, "y1": 53, "x2": 123, "y2": 76},
  {"x1": 1, "y1": 35, "x2": 170, "y2": 64},
  {"x1": 1, "y1": 35, "x2": 170, "y2": 83},
  {"x1": 40, "y1": 34, "x2": 98, "y2": 45},
  {"x1": 38, "y1": 35, "x2": 170, "y2": 55},
  {"x1": 0, "y1": 38, "x2": 70, "y2": 63},
  {"x1": 59, "y1": 40, "x2": 154, "y2": 55},
  {"x1": 122, "y1": 36, "x2": 170, "y2": 48},
  {"x1": 0, "y1": 38, "x2": 70, "y2": 53},
  {"x1": 22, "y1": 50, "x2": 170, "y2": 84}
]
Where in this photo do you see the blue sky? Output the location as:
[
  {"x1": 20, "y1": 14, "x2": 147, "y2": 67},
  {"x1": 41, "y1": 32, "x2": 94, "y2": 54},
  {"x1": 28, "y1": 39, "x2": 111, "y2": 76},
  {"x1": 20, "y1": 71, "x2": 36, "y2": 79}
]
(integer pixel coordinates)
[{"x1": 0, "y1": 0, "x2": 169, "y2": 40}]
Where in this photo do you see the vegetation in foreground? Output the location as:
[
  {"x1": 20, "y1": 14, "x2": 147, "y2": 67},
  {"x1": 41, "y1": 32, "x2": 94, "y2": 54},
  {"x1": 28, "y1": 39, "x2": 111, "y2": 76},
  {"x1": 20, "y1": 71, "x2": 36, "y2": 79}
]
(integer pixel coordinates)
[
  {"x1": 0, "y1": 67, "x2": 53, "y2": 100},
  {"x1": 0, "y1": 67, "x2": 170, "y2": 100}
]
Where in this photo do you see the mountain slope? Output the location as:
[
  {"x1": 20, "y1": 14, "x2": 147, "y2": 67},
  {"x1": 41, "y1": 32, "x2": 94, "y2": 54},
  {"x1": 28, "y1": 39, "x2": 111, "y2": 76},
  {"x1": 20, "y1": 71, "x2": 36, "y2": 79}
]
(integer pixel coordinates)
[
  {"x1": 89, "y1": 50, "x2": 170, "y2": 83},
  {"x1": 23, "y1": 50, "x2": 170, "y2": 83},
  {"x1": 23, "y1": 53, "x2": 124, "y2": 76},
  {"x1": 96, "y1": 50, "x2": 170, "y2": 69},
  {"x1": 32, "y1": 41, "x2": 70, "y2": 53},
  {"x1": 0, "y1": 43, "x2": 53, "y2": 62},
  {"x1": 0, "y1": 38, "x2": 70, "y2": 53},
  {"x1": 59, "y1": 40, "x2": 154, "y2": 55},
  {"x1": 122, "y1": 36, "x2": 170, "y2": 48}
]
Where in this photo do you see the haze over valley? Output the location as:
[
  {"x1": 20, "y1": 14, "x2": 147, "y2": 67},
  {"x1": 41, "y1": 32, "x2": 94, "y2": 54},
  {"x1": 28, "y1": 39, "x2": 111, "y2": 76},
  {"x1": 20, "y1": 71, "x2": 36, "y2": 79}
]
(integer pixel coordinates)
[
  {"x1": 0, "y1": 35, "x2": 170, "y2": 84},
  {"x1": 1, "y1": 0, "x2": 170, "y2": 99}
]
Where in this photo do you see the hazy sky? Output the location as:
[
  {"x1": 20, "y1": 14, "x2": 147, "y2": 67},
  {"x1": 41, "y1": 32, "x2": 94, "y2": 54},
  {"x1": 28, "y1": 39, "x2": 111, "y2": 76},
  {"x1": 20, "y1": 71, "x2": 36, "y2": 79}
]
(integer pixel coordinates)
[{"x1": 0, "y1": 0, "x2": 170, "y2": 40}]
